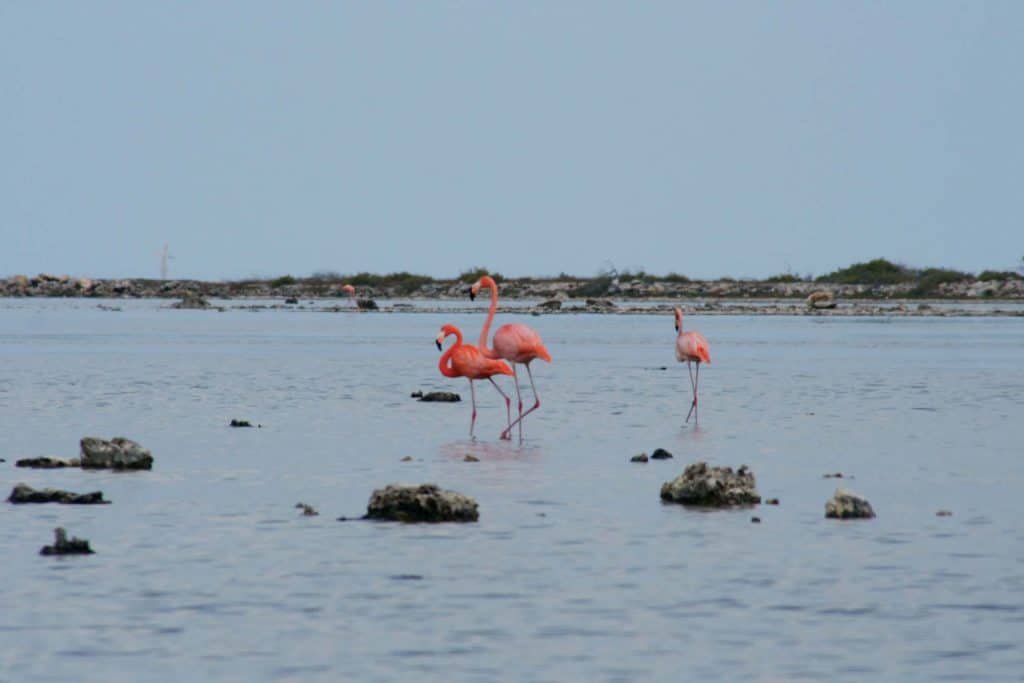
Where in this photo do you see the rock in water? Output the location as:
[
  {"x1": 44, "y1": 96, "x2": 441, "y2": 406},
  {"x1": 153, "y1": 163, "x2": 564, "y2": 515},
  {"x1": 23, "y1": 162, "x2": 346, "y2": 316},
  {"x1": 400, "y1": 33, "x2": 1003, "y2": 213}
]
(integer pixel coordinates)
[
  {"x1": 229, "y1": 419, "x2": 254, "y2": 428},
  {"x1": 660, "y1": 462, "x2": 761, "y2": 506},
  {"x1": 356, "y1": 298, "x2": 378, "y2": 310},
  {"x1": 172, "y1": 293, "x2": 211, "y2": 309},
  {"x1": 806, "y1": 290, "x2": 836, "y2": 309},
  {"x1": 417, "y1": 392, "x2": 461, "y2": 403},
  {"x1": 650, "y1": 448, "x2": 674, "y2": 460},
  {"x1": 15, "y1": 456, "x2": 80, "y2": 469},
  {"x1": 8, "y1": 483, "x2": 109, "y2": 504},
  {"x1": 40, "y1": 527, "x2": 94, "y2": 555},
  {"x1": 825, "y1": 488, "x2": 876, "y2": 519},
  {"x1": 631, "y1": 453, "x2": 649, "y2": 463},
  {"x1": 80, "y1": 437, "x2": 154, "y2": 470},
  {"x1": 364, "y1": 484, "x2": 479, "y2": 523}
]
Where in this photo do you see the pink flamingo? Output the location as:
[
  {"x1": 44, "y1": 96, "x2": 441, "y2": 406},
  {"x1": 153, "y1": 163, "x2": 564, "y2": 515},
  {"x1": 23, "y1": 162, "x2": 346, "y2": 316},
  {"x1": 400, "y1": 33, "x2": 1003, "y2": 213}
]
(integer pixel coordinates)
[
  {"x1": 341, "y1": 283, "x2": 357, "y2": 309},
  {"x1": 436, "y1": 323, "x2": 514, "y2": 438},
  {"x1": 470, "y1": 276, "x2": 552, "y2": 440},
  {"x1": 674, "y1": 307, "x2": 711, "y2": 423}
]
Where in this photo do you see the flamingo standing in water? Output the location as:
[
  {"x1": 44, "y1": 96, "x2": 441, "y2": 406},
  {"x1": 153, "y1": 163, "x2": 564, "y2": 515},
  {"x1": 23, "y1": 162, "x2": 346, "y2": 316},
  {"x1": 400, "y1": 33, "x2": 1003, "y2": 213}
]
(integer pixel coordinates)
[
  {"x1": 436, "y1": 324, "x2": 514, "y2": 438},
  {"x1": 674, "y1": 307, "x2": 711, "y2": 423},
  {"x1": 341, "y1": 283, "x2": 357, "y2": 309},
  {"x1": 470, "y1": 276, "x2": 552, "y2": 440}
]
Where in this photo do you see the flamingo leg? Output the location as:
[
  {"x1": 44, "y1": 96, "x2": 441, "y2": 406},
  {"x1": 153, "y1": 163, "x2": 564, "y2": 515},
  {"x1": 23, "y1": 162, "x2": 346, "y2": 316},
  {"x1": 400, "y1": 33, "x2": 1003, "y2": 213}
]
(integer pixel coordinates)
[
  {"x1": 504, "y1": 362, "x2": 542, "y2": 441},
  {"x1": 685, "y1": 361, "x2": 697, "y2": 423},
  {"x1": 502, "y1": 364, "x2": 524, "y2": 440},
  {"x1": 468, "y1": 379, "x2": 478, "y2": 438},
  {"x1": 488, "y1": 376, "x2": 512, "y2": 438}
]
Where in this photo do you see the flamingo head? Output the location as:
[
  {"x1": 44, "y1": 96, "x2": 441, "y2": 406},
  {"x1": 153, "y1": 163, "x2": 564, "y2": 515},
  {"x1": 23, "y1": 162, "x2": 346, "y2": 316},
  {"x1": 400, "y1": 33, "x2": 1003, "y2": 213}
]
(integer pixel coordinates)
[
  {"x1": 341, "y1": 284, "x2": 355, "y2": 296},
  {"x1": 436, "y1": 323, "x2": 460, "y2": 351},
  {"x1": 468, "y1": 275, "x2": 496, "y2": 301},
  {"x1": 674, "y1": 307, "x2": 683, "y2": 332}
]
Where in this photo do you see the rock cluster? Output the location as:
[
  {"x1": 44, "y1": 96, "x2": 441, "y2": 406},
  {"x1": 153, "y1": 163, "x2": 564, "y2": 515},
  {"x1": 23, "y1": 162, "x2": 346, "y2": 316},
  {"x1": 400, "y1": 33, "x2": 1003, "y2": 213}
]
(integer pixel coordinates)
[
  {"x1": 15, "y1": 456, "x2": 80, "y2": 469},
  {"x1": 660, "y1": 462, "x2": 761, "y2": 506},
  {"x1": 411, "y1": 391, "x2": 461, "y2": 402},
  {"x1": 40, "y1": 528, "x2": 94, "y2": 556},
  {"x1": 80, "y1": 437, "x2": 154, "y2": 470},
  {"x1": 8, "y1": 483, "x2": 108, "y2": 505},
  {"x1": 825, "y1": 488, "x2": 876, "y2": 519},
  {"x1": 364, "y1": 484, "x2": 479, "y2": 523}
]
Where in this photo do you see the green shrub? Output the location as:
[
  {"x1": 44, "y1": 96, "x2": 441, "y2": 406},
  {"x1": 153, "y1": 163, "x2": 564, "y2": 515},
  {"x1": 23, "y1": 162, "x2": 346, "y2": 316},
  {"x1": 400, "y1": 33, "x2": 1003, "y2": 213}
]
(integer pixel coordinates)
[
  {"x1": 911, "y1": 268, "x2": 973, "y2": 296},
  {"x1": 816, "y1": 259, "x2": 913, "y2": 285},
  {"x1": 978, "y1": 270, "x2": 1024, "y2": 281},
  {"x1": 458, "y1": 267, "x2": 504, "y2": 284},
  {"x1": 270, "y1": 275, "x2": 297, "y2": 288},
  {"x1": 663, "y1": 272, "x2": 690, "y2": 283},
  {"x1": 765, "y1": 273, "x2": 802, "y2": 283}
]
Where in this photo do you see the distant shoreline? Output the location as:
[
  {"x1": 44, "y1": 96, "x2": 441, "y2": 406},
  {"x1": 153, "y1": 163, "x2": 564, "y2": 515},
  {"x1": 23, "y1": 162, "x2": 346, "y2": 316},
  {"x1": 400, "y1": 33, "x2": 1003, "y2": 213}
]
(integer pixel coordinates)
[{"x1": 4, "y1": 272, "x2": 1024, "y2": 303}]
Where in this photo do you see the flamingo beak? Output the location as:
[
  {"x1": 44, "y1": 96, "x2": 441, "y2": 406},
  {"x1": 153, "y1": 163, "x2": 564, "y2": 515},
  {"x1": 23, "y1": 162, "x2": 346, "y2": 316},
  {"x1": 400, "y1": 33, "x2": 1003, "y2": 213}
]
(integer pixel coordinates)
[
  {"x1": 435, "y1": 334, "x2": 444, "y2": 351},
  {"x1": 674, "y1": 322, "x2": 679, "y2": 332}
]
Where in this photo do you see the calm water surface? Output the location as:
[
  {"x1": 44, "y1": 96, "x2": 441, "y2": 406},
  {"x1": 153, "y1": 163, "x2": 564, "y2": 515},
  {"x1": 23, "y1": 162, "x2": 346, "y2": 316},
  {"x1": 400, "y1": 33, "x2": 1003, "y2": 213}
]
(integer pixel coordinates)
[{"x1": 2, "y1": 300, "x2": 1023, "y2": 681}]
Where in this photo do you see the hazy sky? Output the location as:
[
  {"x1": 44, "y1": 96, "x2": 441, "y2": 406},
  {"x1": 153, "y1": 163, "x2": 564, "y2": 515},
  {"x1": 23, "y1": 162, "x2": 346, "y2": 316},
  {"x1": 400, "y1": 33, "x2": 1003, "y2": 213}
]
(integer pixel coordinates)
[{"x1": 2, "y1": 2, "x2": 1021, "y2": 280}]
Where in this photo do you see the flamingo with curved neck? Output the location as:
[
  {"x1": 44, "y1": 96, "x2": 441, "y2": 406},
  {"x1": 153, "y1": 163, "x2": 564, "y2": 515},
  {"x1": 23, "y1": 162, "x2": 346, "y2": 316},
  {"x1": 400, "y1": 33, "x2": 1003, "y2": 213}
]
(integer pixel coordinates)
[
  {"x1": 436, "y1": 323, "x2": 514, "y2": 438},
  {"x1": 469, "y1": 276, "x2": 552, "y2": 440},
  {"x1": 674, "y1": 307, "x2": 711, "y2": 424}
]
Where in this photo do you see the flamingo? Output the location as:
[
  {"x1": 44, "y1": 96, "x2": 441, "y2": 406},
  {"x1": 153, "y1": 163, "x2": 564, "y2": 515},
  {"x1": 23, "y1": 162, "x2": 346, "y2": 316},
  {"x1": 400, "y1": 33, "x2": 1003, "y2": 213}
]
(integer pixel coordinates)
[
  {"x1": 469, "y1": 276, "x2": 552, "y2": 440},
  {"x1": 341, "y1": 283, "x2": 357, "y2": 309},
  {"x1": 436, "y1": 323, "x2": 514, "y2": 438},
  {"x1": 674, "y1": 307, "x2": 711, "y2": 423}
]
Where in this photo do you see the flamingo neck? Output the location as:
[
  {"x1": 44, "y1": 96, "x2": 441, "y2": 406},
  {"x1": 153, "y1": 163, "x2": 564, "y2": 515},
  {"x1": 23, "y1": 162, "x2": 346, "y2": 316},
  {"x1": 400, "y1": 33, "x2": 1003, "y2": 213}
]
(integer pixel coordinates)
[
  {"x1": 478, "y1": 277, "x2": 499, "y2": 354},
  {"x1": 438, "y1": 330, "x2": 462, "y2": 378}
]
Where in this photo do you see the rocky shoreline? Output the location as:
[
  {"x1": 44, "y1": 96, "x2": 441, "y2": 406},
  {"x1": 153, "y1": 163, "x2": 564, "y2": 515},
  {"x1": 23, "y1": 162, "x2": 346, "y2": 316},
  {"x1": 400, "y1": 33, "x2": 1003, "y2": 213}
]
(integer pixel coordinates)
[
  {"x1": 4, "y1": 272, "x2": 1024, "y2": 302},
  {"x1": 3, "y1": 273, "x2": 1023, "y2": 317}
]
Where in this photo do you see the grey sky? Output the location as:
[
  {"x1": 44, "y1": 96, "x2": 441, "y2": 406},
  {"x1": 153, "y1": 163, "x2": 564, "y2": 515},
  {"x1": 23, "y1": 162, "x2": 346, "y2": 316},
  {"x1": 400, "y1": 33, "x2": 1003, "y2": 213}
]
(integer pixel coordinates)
[{"x1": 2, "y1": 2, "x2": 1021, "y2": 281}]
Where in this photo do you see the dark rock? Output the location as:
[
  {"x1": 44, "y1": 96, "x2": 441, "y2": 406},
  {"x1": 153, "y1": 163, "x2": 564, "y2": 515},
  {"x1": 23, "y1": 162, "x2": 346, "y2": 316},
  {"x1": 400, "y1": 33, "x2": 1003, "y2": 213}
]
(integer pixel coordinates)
[
  {"x1": 585, "y1": 298, "x2": 617, "y2": 309},
  {"x1": 400, "y1": 456, "x2": 413, "y2": 462},
  {"x1": 9, "y1": 483, "x2": 109, "y2": 505},
  {"x1": 410, "y1": 391, "x2": 423, "y2": 398},
  {"x1": 660, "y1": 462, "x2": 761, "y2": 507},
  {"x1": 807, "y1": 291, "x2": 836, "y2": 309},
  {"x1": 936, "y1": 509, "x2": 953, "y2": 517},
  {"x1": 40, "y1": 527, "x2": 94, "y2": 556},
  {"x1": 825, "y1": 488, "x2": 876, "y2": 519},
  {"x1": 650, "y1": 448, "x2": 673, "y2": 460},
  {"x1": 364, "y1": 483, "x2": 479, "y2": 523},
  {"x1": 765, "y1": 498, "x2": 780, "y2": 505},
  {"x1": 536, "y1": 299, "x2": 562, "y2": 311},
  {"x1": 79, "y1": 437, "x2": 153, "y2": 470},
  {"x1": 172, "y1": 293, "x2": 211, "y2": 309},
  {"x1": 823, "y1": 472, "x2": 845, "y2": 479},
  {"x1": 15, "y1": 456, "x2": 80, "y2": 469},
  {"x1": 356, "y1": 298, "x2": 378, "y2": 310},
  {"x1": 417, "y1": 391, "x2": 461, "y2": 403},
  {"x1": 751, "y1": 516, "x2": 761, "y2": 523},
  {"x1": 463, "y1": 454, "x2": 480, "y2": 462},
  {"x1": 284, "y1": 297, "x2": 299, "y2": 304},
  {"x1": 295, "y1": 502, "x2": 319, "y2": 516},
  {"x1": 631, "y1": 453, "x2": 649, "y2": 463},
  {"x1": 229, "y1": 419, "x2": 254, "y2": 428}
]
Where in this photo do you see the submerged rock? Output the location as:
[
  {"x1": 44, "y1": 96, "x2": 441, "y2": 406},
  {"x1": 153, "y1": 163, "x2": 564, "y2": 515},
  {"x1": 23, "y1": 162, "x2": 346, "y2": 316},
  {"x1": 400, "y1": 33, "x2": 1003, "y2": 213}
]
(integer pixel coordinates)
[
  {"x1": 295, "y1": 502, "x2": 319, "y2": 516},
  {"x1": 650, "y1": 448, "x2": 673, "y2": 460},
  {"x1": 229, "y1": 419, "x2": 255, "y2": 428},
  {"x1": 630, "y1": 453, "x2": 649, "y2": 463},
  {"x1": 660, "y1": 462, "x2": 761, "y2": 506},
  {"x1": 463, "y1": 454, "x2": 480, "y2": 462},
  {"x1": 364, "y1": 484, "x2": 479, "y2": 523},
  {"x1": 936, "y1": 509, "x2": 953, "y2": 517},
  {"x1": 79, "y1": 437, "x2": 153, "y2": 470},
  {"x1": 356, "y1": 298, "x2": 378, "y2": 311},
  {"x1": 9, "y1": 483, "x2": 109, "y2": 505},
  {"x1": 284, "y1": 297, "x2": 299, "y2": 304},
  {"x1": 40, "y1": 527, "x2": 94, "y2": 556},
  {"x1": 416, "y1": 391, "x2": 461, "y2": 403},
  {"x1": 15, "y1": 456, "x2": 80, "y2": 469},
  {"x1": 536, "y1": 299, "x2": 562, "y2": 311},
  {"x1": 825, "y1": 488, "x2": 876, "y2": 519}
]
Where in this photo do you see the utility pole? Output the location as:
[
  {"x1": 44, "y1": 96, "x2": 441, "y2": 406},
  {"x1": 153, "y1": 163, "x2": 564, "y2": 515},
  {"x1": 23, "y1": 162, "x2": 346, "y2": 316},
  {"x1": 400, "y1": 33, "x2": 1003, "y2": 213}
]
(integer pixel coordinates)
[{"x1": 160, "y1": 244, "x2": 174, "y2": 280}]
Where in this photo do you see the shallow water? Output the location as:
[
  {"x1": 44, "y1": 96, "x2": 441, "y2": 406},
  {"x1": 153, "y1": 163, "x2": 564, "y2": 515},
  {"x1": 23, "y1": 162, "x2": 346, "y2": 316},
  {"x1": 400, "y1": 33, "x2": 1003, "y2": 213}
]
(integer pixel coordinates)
[{"x1": 2, "y1": 300, "x2": 1023, "y2": 681}]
